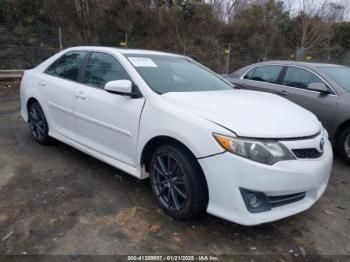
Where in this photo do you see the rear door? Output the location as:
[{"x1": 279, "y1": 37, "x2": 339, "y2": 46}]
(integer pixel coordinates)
[
  {"x1": 280, "y1": 66, "x2": 338, "y2": 131},
  {"x1": 41, "y1": 51, "x2": 88, "y2": 139},
  {"x1": 74, "y1": 51, "x2": 145, "y2": 166},
  {"x1": 235, "y1": 65, "x2": 286, "y2": 95}
]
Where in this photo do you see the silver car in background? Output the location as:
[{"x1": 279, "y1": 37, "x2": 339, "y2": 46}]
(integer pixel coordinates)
[{"x1": 226, "y1": 61, "x2": 350, "y2": 164}]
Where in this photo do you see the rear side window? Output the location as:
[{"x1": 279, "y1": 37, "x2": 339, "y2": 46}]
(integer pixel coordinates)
[
  {"x1": 320, "y1": 66, "x2": 350, "y2": 92},
  {"x1": 46, "y1": 51, "x2": 87, "y2": 81},
  {"x1": 244, "y1": 65, "x2": 283, "y2": 84},
  {"x1": 83, "y1": 52, "x2": 131, "y2": 88},
  {"x1": 283, "y1": 67, "x2": 323, "y2": 89}
]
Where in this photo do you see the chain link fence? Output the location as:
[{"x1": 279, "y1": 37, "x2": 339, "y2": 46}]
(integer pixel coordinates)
[
  {"x1": 1, "y1": 23, "x2": 350, "y2": 72},
  {"x1": 0, "y1": 23, "x2": 123, "y2": 70}
]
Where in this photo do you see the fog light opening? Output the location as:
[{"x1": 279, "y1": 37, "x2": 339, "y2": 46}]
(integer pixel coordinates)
[
  {"x1": 249, "y1": 195, "x2": 260, "y2": 208},
  {"x1": 240, "y1": 188, "x2": 271, "y2": 213}
]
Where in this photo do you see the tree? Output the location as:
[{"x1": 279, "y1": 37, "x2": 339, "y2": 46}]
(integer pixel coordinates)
[
  {"x1": 208, "y1": 0, "x2": 250, "y2": 22},
  {"x1": 221, "y1": 0, "x2": 290, "y2": 70},
  {"x1": 1, "y1": 0, "x2": 350, "y2": 70},
  {"x1": 284, "y1": 0, "x2": 342, "y2": 60},
  {"x1": 332, "y1": 22, "x2": 350, "y2": 50}
]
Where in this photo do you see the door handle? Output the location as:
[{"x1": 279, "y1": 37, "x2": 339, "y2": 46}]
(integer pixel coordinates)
[
  {"x1": 38, "y1": 80, "x2": 45, "y2": 87},
  {"x1": 277, "y1": 90, "x2": 289, "y2": 96},
  {"x1": 75, "y1": 91, "x2": 86, "y2": 100}
]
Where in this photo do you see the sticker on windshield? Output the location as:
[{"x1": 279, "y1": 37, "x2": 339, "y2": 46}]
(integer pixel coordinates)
[{"x1": 129, "y1": 57, "x2": 158, "y2": 67}]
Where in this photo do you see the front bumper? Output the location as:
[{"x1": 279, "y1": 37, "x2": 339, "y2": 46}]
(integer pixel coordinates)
[{"x1": 198, "y1": 138, "x2": 333, "y2": 226}]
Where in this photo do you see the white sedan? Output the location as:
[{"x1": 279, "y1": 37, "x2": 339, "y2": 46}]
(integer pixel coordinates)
[{"x1": 20, "y1": 47, "x2": 333, "y2": 225}]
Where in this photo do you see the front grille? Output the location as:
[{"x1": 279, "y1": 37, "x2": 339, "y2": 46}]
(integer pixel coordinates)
[
  {"x1": 292, "y1": 148, "x2": 322, "y2": 159},
  {"x1": 268, "y1": 192, "x2": 306, "y2": 208}
]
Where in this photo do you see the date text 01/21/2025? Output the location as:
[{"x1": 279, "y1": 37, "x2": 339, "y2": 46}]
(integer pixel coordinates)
[{"x1": 127, "y1": 256, "x2": 220, "y2": 261}]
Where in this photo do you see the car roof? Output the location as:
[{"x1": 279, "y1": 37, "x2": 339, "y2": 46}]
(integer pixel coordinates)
[
  {"x1": 249, "y1": 60, "x2": 346, "y2": 69},
  {"x1": 64, "y1": 46, "x2": 182, "y2": 57}
]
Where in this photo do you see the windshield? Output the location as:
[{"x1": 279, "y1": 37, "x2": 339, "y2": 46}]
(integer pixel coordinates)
[
  {"x1": 125, "y1": 54, "x2": 234, "y2": 94},
  {"x1": 320, "y1": 66, "x2": 350, "y2": 93}
]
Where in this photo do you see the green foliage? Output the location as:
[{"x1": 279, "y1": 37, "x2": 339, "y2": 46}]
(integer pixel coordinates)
[
  {"x1": 332, "y1": 22, "x2": 350, "y2": 49},
  {"x1": 0, "y1": 0, "x2": 46, "y2": 26},
  {"x1": 221, "y1": 0, "x2": 290, "y2": 68}
]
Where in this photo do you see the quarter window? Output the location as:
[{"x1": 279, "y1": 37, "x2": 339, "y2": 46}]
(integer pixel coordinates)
[
  {"x1": 83, "y1": 52, "x2": 131, "y2": 88},
  {"x1": 244, "y1": 65, "x2": 283, "y2": 84},
  {"x1": 283, "y1": 67, "x2": 323, "y2": 89},
  {"x1": 46, "y1": 51, "x2": 87, "y2": 81}
]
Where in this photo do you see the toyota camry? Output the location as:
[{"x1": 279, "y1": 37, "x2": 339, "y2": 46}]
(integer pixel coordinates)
[{"x1": 20, "y1": 47, "x2": 333, "y2": 225}]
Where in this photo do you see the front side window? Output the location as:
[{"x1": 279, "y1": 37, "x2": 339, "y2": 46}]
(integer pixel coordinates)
[
  {"x1": 46, "y1": 51, "x2": 87, "y2": 81},
  {"x1": 83, "y1": 52, "x2": 131, "y2": 88},
  {"x1": 320, "y1": 66, "x2": 350, "y2": 93},
  {"x1": 125, "y1": 54, "x2": 233, "y2": 94},
  {"x1": 244, "y1": 65, "x2": 283, "y2": 84},
  {"x1": 283, "y1": 67, "x2": 323, "y2": 89},
  {"x1": 243, "y1": 68, "x2": 256, "y2": 80}
]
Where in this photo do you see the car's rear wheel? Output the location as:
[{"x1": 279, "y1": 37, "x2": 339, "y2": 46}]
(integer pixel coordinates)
[
  {"x1": 336, "y1": 126, "x2": 350, "y2": 164},
  {"x1": 149, "y1": 144, "x2": 208, "y2": 220},
  {"x1": 28, "y1": 102, "x2": 50, "y2": 144}
]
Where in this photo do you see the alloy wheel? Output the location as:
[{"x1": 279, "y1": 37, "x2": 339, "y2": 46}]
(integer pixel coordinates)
[
  {"x1": 29, "y1": 106, "x2": 46, "y2": 141},
  {"x1": 345, "y1": 134, "x2": 350, "y2": 159},
  {"x1": 151, "y1": 154, "x2": 188, "y2": 211}
]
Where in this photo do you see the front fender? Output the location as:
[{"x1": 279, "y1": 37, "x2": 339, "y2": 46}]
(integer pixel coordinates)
[{"x1": 136, "y1": 102, "x2": 233, "y2": 164}]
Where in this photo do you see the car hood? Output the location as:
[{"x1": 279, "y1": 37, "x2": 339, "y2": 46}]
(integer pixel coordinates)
[{"x1": 162, "y1": 90, "x2": 320, "y2": 138}]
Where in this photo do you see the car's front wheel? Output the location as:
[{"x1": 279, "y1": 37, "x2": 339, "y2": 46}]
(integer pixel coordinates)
[
  {"x1": 337, "y1": 126, "x2": 350, "y2": 164},
  {"x1": 149, "y1": 144, "x2": 208, "y2": 220},
  {"x1": 28, "y1": 101, "x2": 50, "y2": 144}
]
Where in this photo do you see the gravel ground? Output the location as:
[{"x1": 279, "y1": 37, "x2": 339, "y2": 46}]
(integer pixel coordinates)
[{"x1": 0, "y1": 81, "x2": 349, "y2": 261}]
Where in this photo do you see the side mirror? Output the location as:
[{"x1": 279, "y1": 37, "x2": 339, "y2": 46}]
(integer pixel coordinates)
[
  {"x1": 105, "y1": 80, "x2": 133, "y2": 96},
  {"x1": 307, "y1": 82, "x2": 330, "y2": 94}
]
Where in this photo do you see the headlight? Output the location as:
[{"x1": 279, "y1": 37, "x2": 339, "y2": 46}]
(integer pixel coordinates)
[
  {"x1": 323, "y1": 127, "x2": 329, "y2": 139},
  {"x1": 213, "y1": 134, "x2": 295, "y2": 165}
]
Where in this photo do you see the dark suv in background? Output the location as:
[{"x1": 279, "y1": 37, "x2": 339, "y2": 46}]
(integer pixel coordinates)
[{"x1": 225, "y1": 61, "x2": 350, "y2": 164}]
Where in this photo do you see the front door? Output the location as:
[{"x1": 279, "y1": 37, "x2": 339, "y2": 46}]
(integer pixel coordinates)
[
  {"x1": 74, "y1": 52, "x2": 145, "y2": 166},
  {"x1": 237, "y1": 65, "x2": 286, "y2": 95},
  {"x1": 280, "y1": 66, "x2": 338, "y2": 132}
]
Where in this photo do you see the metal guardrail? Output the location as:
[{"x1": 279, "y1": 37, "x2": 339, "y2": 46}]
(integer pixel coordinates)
[{"x1": 0, "y1": 70, "x2": 24, "y2": 80}]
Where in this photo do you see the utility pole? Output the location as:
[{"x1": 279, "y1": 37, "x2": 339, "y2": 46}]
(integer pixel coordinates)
[
  {"x1": 120, "y1": 32, "x2": 128, "y2": 48},
  {"x1": 58, "y1": 26, "x2": 63, "y2": 50},
  {"x1": 225, "y1": 43, "x2": 231, "y2": 74},
  {"x1": 264, "y1": 47, "x2": 268, "y2": 61},
  {"x1": 183, "y1": 39, "x2": 187, "y2": 55},
  {"x1": 296, "y1": 47, "x2": 305, "y2": 61},
  {"x1": 326, "y1": 48, "x2": 331, "y2": 63}
]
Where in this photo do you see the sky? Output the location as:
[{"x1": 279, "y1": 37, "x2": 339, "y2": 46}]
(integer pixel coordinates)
[{"x1": 285, "y1": 0, "x2": 350, "y2": 20}]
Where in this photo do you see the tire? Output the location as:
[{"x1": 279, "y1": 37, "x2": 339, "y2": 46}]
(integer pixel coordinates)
[
  {"x1": 28, "y1": 102, "x2": 50, "y2": 144},
  {"x1": 149, "y1": 144, "x2": 208, "y2": 220},
  {"x1": 336, "y1": 126, "x2": 350, "y2": 164}
]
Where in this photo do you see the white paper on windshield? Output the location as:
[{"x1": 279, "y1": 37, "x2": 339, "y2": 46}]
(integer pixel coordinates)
[{"x1": 129, "y1": 57, "x2": 158, "y2": 67}]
